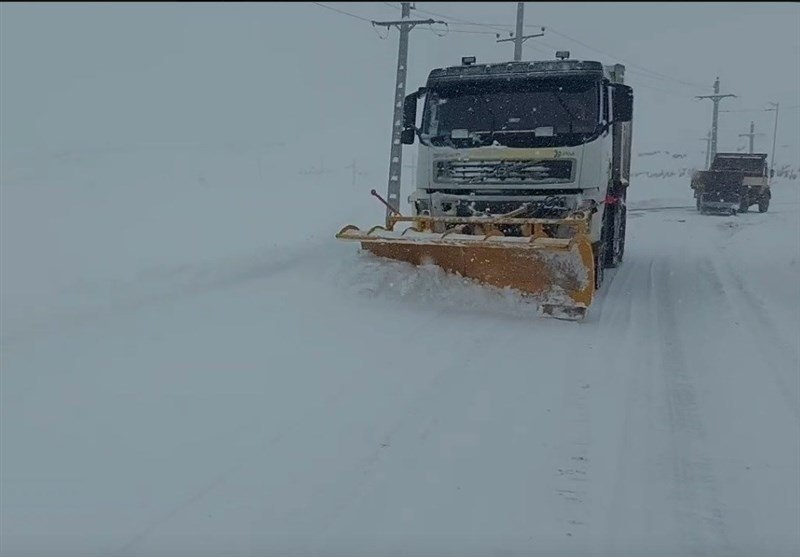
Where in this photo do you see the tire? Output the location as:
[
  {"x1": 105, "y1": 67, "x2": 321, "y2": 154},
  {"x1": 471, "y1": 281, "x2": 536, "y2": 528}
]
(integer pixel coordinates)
[
  {"x1": 617, "y1": 205, "x2": 627, "y2": 264},
  {"x1": 759, "y1": 196, "x2": 770, "y2": 213},
  {"x1": 602, "y1": 205, "x2": 614, "y2": 268},
  {"x1": 696, "y1": 195, "x2": 702, "y2": 212},
  {"x1": 604, "y1": 203, "x2": 625, "y2": 269},
  {"x1": 594, "y1": 241, "x2": 605, "y2": 290},
  {"x1": 739, "y1": 194, "x2": 749, "y2": 213}
]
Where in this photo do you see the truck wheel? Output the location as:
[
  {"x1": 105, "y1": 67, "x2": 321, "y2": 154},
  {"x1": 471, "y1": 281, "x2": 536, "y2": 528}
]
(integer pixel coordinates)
[
  {"x1": 739, "y1": 195, "x2": 749, "y2": 213},
  {"x1": 603, "y1": 205, "x2": 614, "y2": 268},
  {"x1": 759, "y1": 197, "x2": 770, "y2": 212},
  {"x1": 594, "y1": 242, "x2": 605, "y2": 290},
  {"x1": 604, "y1": 204, "x2": 625, "y2": 268},
  {"x1": 618, "y1": 205, "x2": 627, "y2": 264}
]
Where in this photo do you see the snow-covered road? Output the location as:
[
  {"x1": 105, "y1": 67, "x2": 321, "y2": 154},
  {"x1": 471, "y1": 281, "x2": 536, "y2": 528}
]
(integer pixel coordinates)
[{"x1": 2, "y1": 152, "x2": 799, "y2": 556}]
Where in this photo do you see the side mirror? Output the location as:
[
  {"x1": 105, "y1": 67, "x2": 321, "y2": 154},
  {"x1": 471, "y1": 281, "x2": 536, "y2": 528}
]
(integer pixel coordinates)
[
  {"x1": 401, "y1": 88, "x2": 425, "y2": 145},
  {"x1": 401, "y1": 128, "x2": 416, "y2": 144},
  {"x1": 770, "y1": 168, "x2": 775, "y2": 178},
  {"x1": 612, "y1": 84, "x2": 633, "y2": 123}
]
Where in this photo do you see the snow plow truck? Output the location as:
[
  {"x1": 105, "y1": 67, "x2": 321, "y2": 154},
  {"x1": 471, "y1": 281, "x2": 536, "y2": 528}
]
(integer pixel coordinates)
[{"x1": 337, "y1": 55, "x2": 634, "y2": 320}]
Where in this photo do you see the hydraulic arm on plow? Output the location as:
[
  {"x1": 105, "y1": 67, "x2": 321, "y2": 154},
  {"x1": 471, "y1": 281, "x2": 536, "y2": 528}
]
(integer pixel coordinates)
[{"x1": 337, "y1": 55, "x2": 634, "y2": 320}]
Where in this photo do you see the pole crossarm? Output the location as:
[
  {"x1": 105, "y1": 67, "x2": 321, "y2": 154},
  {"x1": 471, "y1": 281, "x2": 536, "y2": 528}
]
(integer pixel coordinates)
[
  {"x1": 695, "y1": 94, "x2": 737, "y2": 100},
  {"x1": 497, "y1": 29, "x2": 545, "y2": 43},
  {"x1": 372, "y1": 18, "x2": 442, "y2": 29}
]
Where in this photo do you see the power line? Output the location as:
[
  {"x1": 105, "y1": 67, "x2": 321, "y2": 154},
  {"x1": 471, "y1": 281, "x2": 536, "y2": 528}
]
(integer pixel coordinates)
[
  {"x1": 388, "y1": 4, "x2": 720, "y2": 95},
  {"x1": 517, "y1": 29, "x2": 708, "y2": 98},
  {"x1": 722, "y1": 105, "x2": 800, "y2": 112},
  {"x1": 383, "y1": 4, "x2": 529, "y2": 28},
  {"x1": 311, "y1": 2, "x2": 373, "y2": 23},
  {"x1": 410, "y1": 6, "x2": 511, "y2": 34},
  {"x1": 522, "y1": 35, "x2": 691, "y2": 97},
  {"x1": 524, "y1": 34, "x2": 707, "y2": 91},
  {"x1": 494, "y1": 16, "x2": 706, "y2": 94},
  {"x1": 449, "y1": 21, "x2": 541, "y2": 28},
  {"x1": 524, "y1": 41, "x2": 557, "y2": 57},
  {"x1": 628, "y1": 81, "x2": 695, "y2": 97},
  {"x1": 382, "y1": 4, "x2": 508, "y2": 27},
  {"x1": 625, "y1": 68, "x2": 712, "y2": 90},
  {"x1": 429, "y1": 28, "x2": 501, "y2": 36},
  {"x1": 721, "y1": 108, "x2": 772, "y2": 113},
  {"x1": 545, "y1": 27, "x2": 708, "y2": 91}
]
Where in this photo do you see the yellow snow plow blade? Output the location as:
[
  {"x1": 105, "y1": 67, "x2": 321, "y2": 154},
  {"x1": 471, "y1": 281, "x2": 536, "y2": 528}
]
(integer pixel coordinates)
[{"x1": 336, "y1": 213, "x2": 596, "y2": 320}]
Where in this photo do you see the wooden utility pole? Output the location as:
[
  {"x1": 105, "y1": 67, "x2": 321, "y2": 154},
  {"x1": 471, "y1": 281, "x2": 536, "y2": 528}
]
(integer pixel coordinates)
[
  {"x1": 695, "y1": 77, "x2": 736, "y2": 160},
  {"x1": 496, "y1": 3, "x2": 545, "y2": 61},
  {"x1": 766, "y1": 101, "x2": 779, "y2": 174},
  {"x1": 373, "y1": 4, "x2": 443, "y2": 225},
  {"x1": 738, "y1": 121, "x2": 763, "y2": 154}
]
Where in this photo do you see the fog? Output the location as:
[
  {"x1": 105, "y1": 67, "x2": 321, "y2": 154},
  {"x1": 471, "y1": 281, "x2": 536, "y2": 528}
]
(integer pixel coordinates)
[
  {"x1": 1, "y1": 3, "x2": 799, "y2": 557},
  {"x1": 2, "y1": 2, "x2": 798, "y2": 163}
]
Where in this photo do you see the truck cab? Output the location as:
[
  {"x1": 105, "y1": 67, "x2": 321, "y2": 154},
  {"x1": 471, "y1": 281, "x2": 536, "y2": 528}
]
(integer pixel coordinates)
[{"x1": 401, "y1": 55, "x2": 634, "y2": 271}]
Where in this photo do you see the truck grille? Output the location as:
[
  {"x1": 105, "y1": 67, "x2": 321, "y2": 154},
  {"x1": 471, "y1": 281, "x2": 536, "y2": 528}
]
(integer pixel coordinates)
[{"x1": 435, "y1": 159, "x2": 573, "y2": 184}]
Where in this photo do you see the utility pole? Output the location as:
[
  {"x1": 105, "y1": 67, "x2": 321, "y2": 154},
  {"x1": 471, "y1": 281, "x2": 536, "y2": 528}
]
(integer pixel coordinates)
[
  {"x1": 496, "y1": 2, "x2": 545, "y2": 61},
  {"x1": 514, "y1": 2, "x2": 524, "y2": 61},
  {"x1": 766, "y1": 101, "x2": 779, "y2": 174},
  {"x1": 373, "y1": 4, "x2": 443, "y2": 226},
  {"x1": 700, "y1": 130, "x2": 712, "y2": 169},
  {"x1": 695, "y1": 77, "x2": 736, "y2": 161},
  {"x1": 738, "y1": 121, "x2": 763, "y2": 154}
]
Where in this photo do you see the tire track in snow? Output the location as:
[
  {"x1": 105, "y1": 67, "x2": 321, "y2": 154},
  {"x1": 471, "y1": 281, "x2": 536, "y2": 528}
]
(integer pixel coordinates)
[
  {"x1": 653, "y1": 255, "x2": 732, "y2": 555},
  {"x1": 586, "y1": 248, "x2": 680, "y2": 553},
  {"x1": 699, "y1": 212, "x2": 800, "y2": 417},
  {"x1": 546, "y1": 253, "x2": 645, "y2": 543},
  {"x1": 603, "y1": 257, "x2": 660, "y2": 554},
  {"x1": 714, "y1": 258, "x2": 800, "y2": 421},
  {"x1": 283, "y1": 320, "x2": 576, "y2": 550},
  {"x1": 303, "y1": 327, "x2": 517, "y2": 540}
]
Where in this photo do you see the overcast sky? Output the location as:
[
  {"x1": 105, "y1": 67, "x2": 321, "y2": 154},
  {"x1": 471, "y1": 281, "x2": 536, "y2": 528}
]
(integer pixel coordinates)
[{"x1": 1, "y1": 2, "x2": 798, "y2": 164}]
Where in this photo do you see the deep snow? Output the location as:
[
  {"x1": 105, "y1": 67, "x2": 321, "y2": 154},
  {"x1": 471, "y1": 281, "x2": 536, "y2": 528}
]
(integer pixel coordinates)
[{"x1": 1, "y1": 143, "x2": 799, "y2": 557}]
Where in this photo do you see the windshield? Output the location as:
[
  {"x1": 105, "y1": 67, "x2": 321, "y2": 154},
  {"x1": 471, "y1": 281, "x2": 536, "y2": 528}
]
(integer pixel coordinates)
[{"x1": 421, "y1": 78, "x2": 601, "y2": 147}]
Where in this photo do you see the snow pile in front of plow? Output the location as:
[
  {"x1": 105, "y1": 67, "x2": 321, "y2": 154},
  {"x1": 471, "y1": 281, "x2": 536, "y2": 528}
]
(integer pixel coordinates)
[
  {"x1": 539, "y1": 247, "x2": 590, "y2": 290},
  {"x1": 335, "y1": 251, "x2": 583, "y2": 320}
]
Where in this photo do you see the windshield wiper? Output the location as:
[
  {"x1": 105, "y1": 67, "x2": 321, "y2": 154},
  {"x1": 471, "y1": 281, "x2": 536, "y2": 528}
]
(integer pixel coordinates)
[
  {"x1": 551, "y1": 91, "x2": 577, "y2": 133},
  {"x1": 487, "y1": 106, "x2": 497, "y2": 144},
  {"x1": 429, "y1": 134, "x2": 458, "y2": 148}
]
